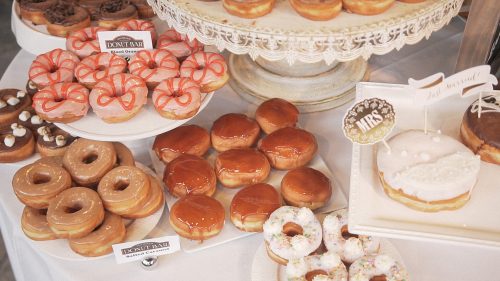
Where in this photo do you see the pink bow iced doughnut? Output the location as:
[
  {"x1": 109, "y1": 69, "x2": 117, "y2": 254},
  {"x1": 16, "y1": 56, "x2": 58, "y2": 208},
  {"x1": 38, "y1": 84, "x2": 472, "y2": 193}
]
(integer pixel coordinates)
[
  {"x1": 75, "y1": 52, "x2": 128, "y2": 88},
  {"x1": 286, "y1": 251, "x2": 348, "y2": 281},
  {"x1": 323, "y1": 208, "x2": 380, "y2": 264},
  {"x1": 66, "y1": 27, "x2": 110, "y2": 59},
  {"x1": 32, "y1": 82, "x2": 90, "y2": 123},
  {"x1": 349, "y1": 255, "x2": 409, "y2": 281},
  {"x1": 28, "y1": 49, "x2": 80, "y2": 89},
  {"x1": 157, "y1": 29, "x2": 204, "y2": 60},
  {"x1": 129, "y1": 49, "x2": 180, "y2": 89},
  {"x1": 263, "y1": 206, "x2": 322, "y2": 265},
  {"x1": 152, "y1": 77, "x2": 202, "y2": 120},
  {"x1": 89, "y1": 73, "x2": 148, "y2": 123},
  {"x1": 180, "y1": 51, "x2": 229, "y2": 93},
  {"x1": 116, "y1": 19, "x2": 157, "y2": 45}
]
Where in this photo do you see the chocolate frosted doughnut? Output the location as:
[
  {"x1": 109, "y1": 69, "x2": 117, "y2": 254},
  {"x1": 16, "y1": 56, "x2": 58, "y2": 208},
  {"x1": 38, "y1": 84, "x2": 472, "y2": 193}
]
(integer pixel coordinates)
[
  {"x1": 19, "y1": 0, "x2": 58, "y2": 25},
  {"x1": 44, "y1": 2, "x2": 91, "y2": 37},
  {"x1": 98, "y1": 0, "x2": 138, "y2": 29}
]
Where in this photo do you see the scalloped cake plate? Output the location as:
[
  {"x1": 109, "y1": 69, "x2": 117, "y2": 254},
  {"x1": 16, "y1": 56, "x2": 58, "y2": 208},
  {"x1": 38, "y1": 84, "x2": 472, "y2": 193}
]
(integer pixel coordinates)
[
  {"x1": 348, "y1": 82, "x2": 500, "y2": 249},
  {"x1": 149, "y1": 138, "x2": 349, "y2": 253}
]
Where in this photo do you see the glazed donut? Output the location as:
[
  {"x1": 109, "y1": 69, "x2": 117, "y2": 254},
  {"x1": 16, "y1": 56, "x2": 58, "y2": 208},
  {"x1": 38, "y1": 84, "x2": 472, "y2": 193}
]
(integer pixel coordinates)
[
  {"x1": 36, "y1": 125, "x2": 77, "y2": 157},
  {"x1": 28, "y1": 49, "x2": 80, "y2": 89},
  {"x1": 129, "y1": 49, "x2": 180, "y2": 89},
  {"x1": 289, "y1": 0, "x2": 342, "y2": 21},
  {"x1": 164, "y1": 154, "x2": 216, "y2": 198},
  {"x1": 97, "y1": 166, "x2": 152, "y2": 216},
  {"x1": 258, "y1": 127, "x2": 317, "y2": 170},
  {"x1": 152, "y1": 77, "x2": 202, "y2": 120},
  {"x1": 124, "y1": 175, "x2": 164, "y2": 219},
  {"x1": 169, "y1": 194, "x2": 225, "y2": 241},
  {"x1": 397, "y1": 0, "x2": 426, "y2": 2},
  {"x1": 286, "y1": 252, "x2": 348, "y2": 281},
  {"x1": 12, "y1": 162, "x2": 71, "y2": 208},
  {"x1": 32, "y1": 82, "x2": 90, "y2": 123},
  {"x1": 211, "y1": 113, "x2": 261, "y2": 152},
  {"x1": 157, "y1": 29, "x2": 204, "y2": 61},
  {"x1": 230, "y1": 183, "x2": 281, "y2": 232},
  {"x1": 460, "y1": 94, "x2": 500, "y2": 165},
  {"x1": 0, "y1": 124, "x2": 36, "y2": 163},
  {"x1": 75, "y1": 53, "x2": 128, "y2": 88},
  {"x1": 69, "y1": 212, "x2": 126, "y2": 257},
  {"x1": 21, "y1": 207, "x2": 57, "y2": 241},
  {"x1": 116, "y1": 19, "x2": 157, "y2": 45},
  {"x1": 349, "y1": 255, "x2": 409, "y2": 281},
  {"x1": 215, "y1": 148, "x2": 271, "y2": 188},
  {"x1": 342, "y1": 0, "x2": 395, "y2": 15},
  {"x1": 323, "y1": 209, "x2": 380, "y2": 264},
  {"x1": 281, "y1": 167, "x2": 332, "y2": 210},
  {"x1": 44, "y1": 3, "x2": 91, "y2": 37},
  {"x1": 35, "y1": 155, "x2": 64, "y2": 167},
  {"x1": 0, "y1": 89, "x2": 32, "y2": 130},
  {"x1": 255, "y1": 98, "x2": 299, "y2": 134},
  {"x1": 113, "y1": 142, "x2": 135, "y2": 166},
  {"x1": 47, "y1": 187, "x2": 105, "y2": 239},
  {"x1": 152, "y1": 124, "x2": 211, "y2": 163},
  {"x1": 18, "y1": 0, "x2": 58, "y2": 25},
  {"x1": 130, "y1": 0, "x2": 156, "y2": 18},
  {"x1": 180, "y1": 51, "x2": 229, "y2": 93},
  {"x1": 223, "y1": 0, "x2": 275, "y2": 19},
  {"x1": 78, "y1": 0, "x2": 103, "y2": 20},
  {"x1": 89, "y1": 73, "x2": 148, "y2": 123},
  {"x1": 97, "y1": 0, "x2": 139, "y2": 29},
  {"x1": 63, "y1": 138, "x2": 117, "y2": 186},
  {"x1": 263, "y1": 206, "x2": 322, "y2": 265}
]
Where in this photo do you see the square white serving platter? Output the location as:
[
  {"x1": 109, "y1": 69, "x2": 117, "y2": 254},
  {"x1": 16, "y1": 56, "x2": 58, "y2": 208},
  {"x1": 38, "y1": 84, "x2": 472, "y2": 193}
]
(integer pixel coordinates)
[
  {"x1": 348, "y1": 82, "x2": 500, "y2": 248},
  {"x1": 149, "y1": 143, "x2": 348, "y2": 253}
]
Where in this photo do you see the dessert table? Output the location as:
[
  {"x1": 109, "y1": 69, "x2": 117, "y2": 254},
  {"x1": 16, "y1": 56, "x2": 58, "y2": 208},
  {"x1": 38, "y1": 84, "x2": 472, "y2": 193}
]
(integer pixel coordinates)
[{"x1": 1, "y1": 18, "x2": 499, "y2": 281}]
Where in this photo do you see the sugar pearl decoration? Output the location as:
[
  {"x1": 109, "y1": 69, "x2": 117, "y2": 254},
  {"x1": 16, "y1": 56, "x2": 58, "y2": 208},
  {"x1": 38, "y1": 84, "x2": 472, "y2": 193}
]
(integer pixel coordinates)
[
  {"x1": 7, "y1": 97, "x2": 20, "y2": 106},
  {"x1": 43, "y1": 134, "x2": 55, "y2": 142},
  {"x1": 31, "y1": 115, "x2": 43, "y2": 124},
  {"x1": 55, "y1": 135, "x2": 66, "y2": 147},
  {"x1": 13, "y1": 126, "x2": 27, "y2": 137},
  {"x1": 3, "y1": 135, "x2": 15, "y2": 147},
  {"x1": 19, "y1": 111, "x2": 31, "y2": 121}
]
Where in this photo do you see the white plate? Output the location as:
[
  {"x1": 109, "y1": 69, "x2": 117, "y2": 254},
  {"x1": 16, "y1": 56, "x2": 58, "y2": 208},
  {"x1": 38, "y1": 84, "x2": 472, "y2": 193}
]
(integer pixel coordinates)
[
  {"x1": 348, "y1": 82, "x2": 500, "y2": 248},
  {"x1": 149, "y1": 142, "x2": 349, "y2": 253},
  {"x1": 27, "y1": 162, "x2": 165, "y2": 261},
  {"x1": 55, "y1": 93, "x2": 214, "y2": 141},
  {"x1": 251, "y1": 238, "x2": 405, "y2": 281}
]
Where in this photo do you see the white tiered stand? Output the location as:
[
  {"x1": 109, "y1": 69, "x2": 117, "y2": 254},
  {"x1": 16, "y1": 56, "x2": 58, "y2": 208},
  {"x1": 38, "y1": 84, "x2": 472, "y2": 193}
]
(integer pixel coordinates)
[{"x1": 149, "y1": 0, "x2": 462, "y2": 112}]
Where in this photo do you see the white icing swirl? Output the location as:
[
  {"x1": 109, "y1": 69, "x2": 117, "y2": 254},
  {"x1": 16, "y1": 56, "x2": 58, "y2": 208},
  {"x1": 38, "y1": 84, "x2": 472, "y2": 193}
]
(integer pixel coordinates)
[{"x1": 470, "y1": 94, "x2": 500, "y2": 114}]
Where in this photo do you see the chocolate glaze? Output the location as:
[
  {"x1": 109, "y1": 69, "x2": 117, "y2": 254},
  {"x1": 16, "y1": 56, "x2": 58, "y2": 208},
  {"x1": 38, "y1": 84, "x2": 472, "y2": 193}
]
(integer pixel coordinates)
[
  {"x1": 17, "y1": 108, "x2": 46, "y2": 135},
  {"x1": 211, "y1": 113, "x2": 260, "y2": 139},
  {"x1": 216, "y1": 148, "x2": 269, "y2": 173},
  {"x1": 0, "y1": 127, "x2": 33, "y2": 152},
  {"x1": 463, "y1": 95, "x2": 500, "y2": 148},
  {"x1": 170, "y1": 194, "x2": 224, "y2": 232},
  {"x1": 230, "y1": 183, "x2": 280, "y2": 222},
  {"x1": 44, "y1": 3, "x2": 90, "y2": 26},
  {"x1": 0, "y1": 89, "x2": 31, "y2": 116},
  {"x1": 78, "y1": 0, "x2": 105, "y2": 20},
  {"x1": 98, "y1": 0, "x2": 137, "y2": 20},
  {"x1": 37, "y1": 125, "x2": 76, "y2": 149},
  {"x1": 19, "y1": 0, "x2": 57, "y2": 12}
]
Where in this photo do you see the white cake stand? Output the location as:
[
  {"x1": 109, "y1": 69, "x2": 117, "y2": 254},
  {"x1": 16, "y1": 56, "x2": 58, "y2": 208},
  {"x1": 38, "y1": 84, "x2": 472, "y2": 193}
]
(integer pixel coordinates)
[{"x1": 148, "y1": 0, "x2": 462, "y2": 112}]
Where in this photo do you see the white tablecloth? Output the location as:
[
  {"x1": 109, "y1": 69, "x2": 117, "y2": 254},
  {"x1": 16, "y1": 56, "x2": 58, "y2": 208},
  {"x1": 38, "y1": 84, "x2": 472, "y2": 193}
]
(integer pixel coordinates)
[{"x1": 1, "y1": 18, "x2": 499, "y2": 281}]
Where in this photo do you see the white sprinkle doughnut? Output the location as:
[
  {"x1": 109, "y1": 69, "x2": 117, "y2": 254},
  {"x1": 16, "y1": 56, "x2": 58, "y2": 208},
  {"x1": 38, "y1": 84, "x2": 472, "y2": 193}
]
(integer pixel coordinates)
[
  {"x1": 180, "y1": 51, "x2": 228, "y2": 93},
  {"x1": 349, "y1": 254, "x2": 408, "y2": 281},
  {"x1": 323, "y1": 209, "x2": 380, "y2": 264},
  {"x1": 286, "y1": 251, "x2": 348, "y2": 281},
  {"x1": 263, "y1": 206, "x2": 322, "y2": 263}
]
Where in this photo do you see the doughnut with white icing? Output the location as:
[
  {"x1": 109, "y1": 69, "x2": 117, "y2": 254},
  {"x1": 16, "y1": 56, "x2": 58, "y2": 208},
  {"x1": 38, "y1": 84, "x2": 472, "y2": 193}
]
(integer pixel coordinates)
[
  {"x1": 349, "y1": 254, "x2": 408, "y2": 281},
  {"x1": 286, "y1": 251, "x2": 347, "y2": 281}
]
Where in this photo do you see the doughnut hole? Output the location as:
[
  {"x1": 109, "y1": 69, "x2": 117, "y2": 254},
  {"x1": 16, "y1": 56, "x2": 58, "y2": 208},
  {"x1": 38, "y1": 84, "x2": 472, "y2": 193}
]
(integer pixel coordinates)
[
  {"x1": 282, "y1": 222, "x2": 303, "y2": 237},
  {"x1": 305, "y1": 270, "x2": 328, "y2": 281},
  {"x1": 97, "y1": 65, "x2": 106, "y2": 71},
  {"x1": 113, "y1": 179, "x2": 130, "y2": 191},
  {"x1": 341, "y1": 225, "x2": 359, "y2": 240},
  {"x1": 64, "y1": 203, "x2": 83, "y2": 214},
  {"x1": 147, "y1": 60, "x2": 157, "y2": 69},
  {"x1": 38, "y1": 209, "x2": 48, "y2": 216},
  {"x1": 82, "y1": 152, "x2": 99, "y2": 164},
  {"x1": 371, "y1": 276, "x2": 387, "y2": 281},
  {"x1": 33, "y1": 173, "x2": 52, "y2": 185}
]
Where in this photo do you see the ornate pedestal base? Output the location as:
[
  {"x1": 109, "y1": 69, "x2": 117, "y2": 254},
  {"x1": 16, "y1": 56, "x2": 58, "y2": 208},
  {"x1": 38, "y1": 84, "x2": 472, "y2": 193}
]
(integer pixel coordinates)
[{"x1": 228, "y1": 54, "x2": 369, "y2": 113}]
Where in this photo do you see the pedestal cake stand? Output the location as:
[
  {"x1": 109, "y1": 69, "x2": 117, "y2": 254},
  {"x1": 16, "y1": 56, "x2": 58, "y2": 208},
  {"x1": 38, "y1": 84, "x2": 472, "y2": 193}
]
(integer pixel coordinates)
[{"x1": 149, "y1": 0, "x2": 462, "y2": 112}]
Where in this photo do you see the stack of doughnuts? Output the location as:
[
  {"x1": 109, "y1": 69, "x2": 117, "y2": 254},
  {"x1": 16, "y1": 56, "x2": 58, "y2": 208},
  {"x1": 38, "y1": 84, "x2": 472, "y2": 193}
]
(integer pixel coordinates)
[
  {"x1": 0, "y1": 88, "x2": 76, "y2": 163},
  {"x1": 18, "y1": 0, "x2": 156, "y2": 37},
  {"x1": 153, "y1": 97, "x2": 336, "y2": 239},
  {"x1": 12, "y1": 138, "x2": 164, "y2": 257},
  {"x1": 26, "y1": 21, "x2": 229, "y2": 123},
  {"x1": 263, "y1": 207, "x2": 408, "y2": 281}
]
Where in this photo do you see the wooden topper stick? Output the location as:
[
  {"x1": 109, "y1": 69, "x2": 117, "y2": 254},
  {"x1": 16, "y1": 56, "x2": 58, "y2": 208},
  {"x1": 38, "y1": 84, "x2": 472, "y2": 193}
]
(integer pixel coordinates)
[
  {"x1": 382, "y1": 139, "x2": 391, "y2": 154},
  {"x1": 478, "y1": 92, "x2": 482, "y2": 118}
]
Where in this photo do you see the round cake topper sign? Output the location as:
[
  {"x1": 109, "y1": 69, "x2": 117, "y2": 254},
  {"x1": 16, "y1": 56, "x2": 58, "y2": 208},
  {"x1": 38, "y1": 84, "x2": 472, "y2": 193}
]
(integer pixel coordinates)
[{"x1": 343, "y1": 98, "x2": 396, "y2": 145}]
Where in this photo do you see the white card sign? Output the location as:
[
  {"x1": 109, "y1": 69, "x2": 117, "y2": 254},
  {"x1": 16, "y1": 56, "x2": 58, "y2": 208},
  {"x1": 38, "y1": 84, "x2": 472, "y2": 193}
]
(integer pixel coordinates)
[
  {"x1": 112, "y1": 236, "x2": 181, "y2": 264},
  {"x1": 409, "y1": 65, "x2": 498, "y2": 105},
  {"x1": 98, "y1": 31, "x2": 153, "y2": 57}
]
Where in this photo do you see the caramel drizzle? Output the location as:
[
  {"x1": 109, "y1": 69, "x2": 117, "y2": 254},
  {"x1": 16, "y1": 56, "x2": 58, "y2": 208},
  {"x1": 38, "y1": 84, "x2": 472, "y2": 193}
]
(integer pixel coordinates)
[
  {"x1": 157, "y1": 30, "x2": 203, "y2": 52},
  {"x1": 69, "y1": 27, "x2": 107, "y2": 51},
  {"x1": 29, "y1": 49, "x2": 78, "y2": 85},
  {"x1": 182, "y1": 52, "x2": 226, "y2": 83},
  {"x1": 93, "y1": 74, "x2": 144, "y2": 111},
  {"x1": 129, "y1": 50, "x2": 179, "y2": 81},
  {"x1": 32, "y1": 83, "x2": 89, "y2": 112},
  {"x1": 154, "y1": 78, "x2": 198, "y2": 109},
  {"x1": 76, "y1": 53, "x2": 126, "y2": 81}
]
